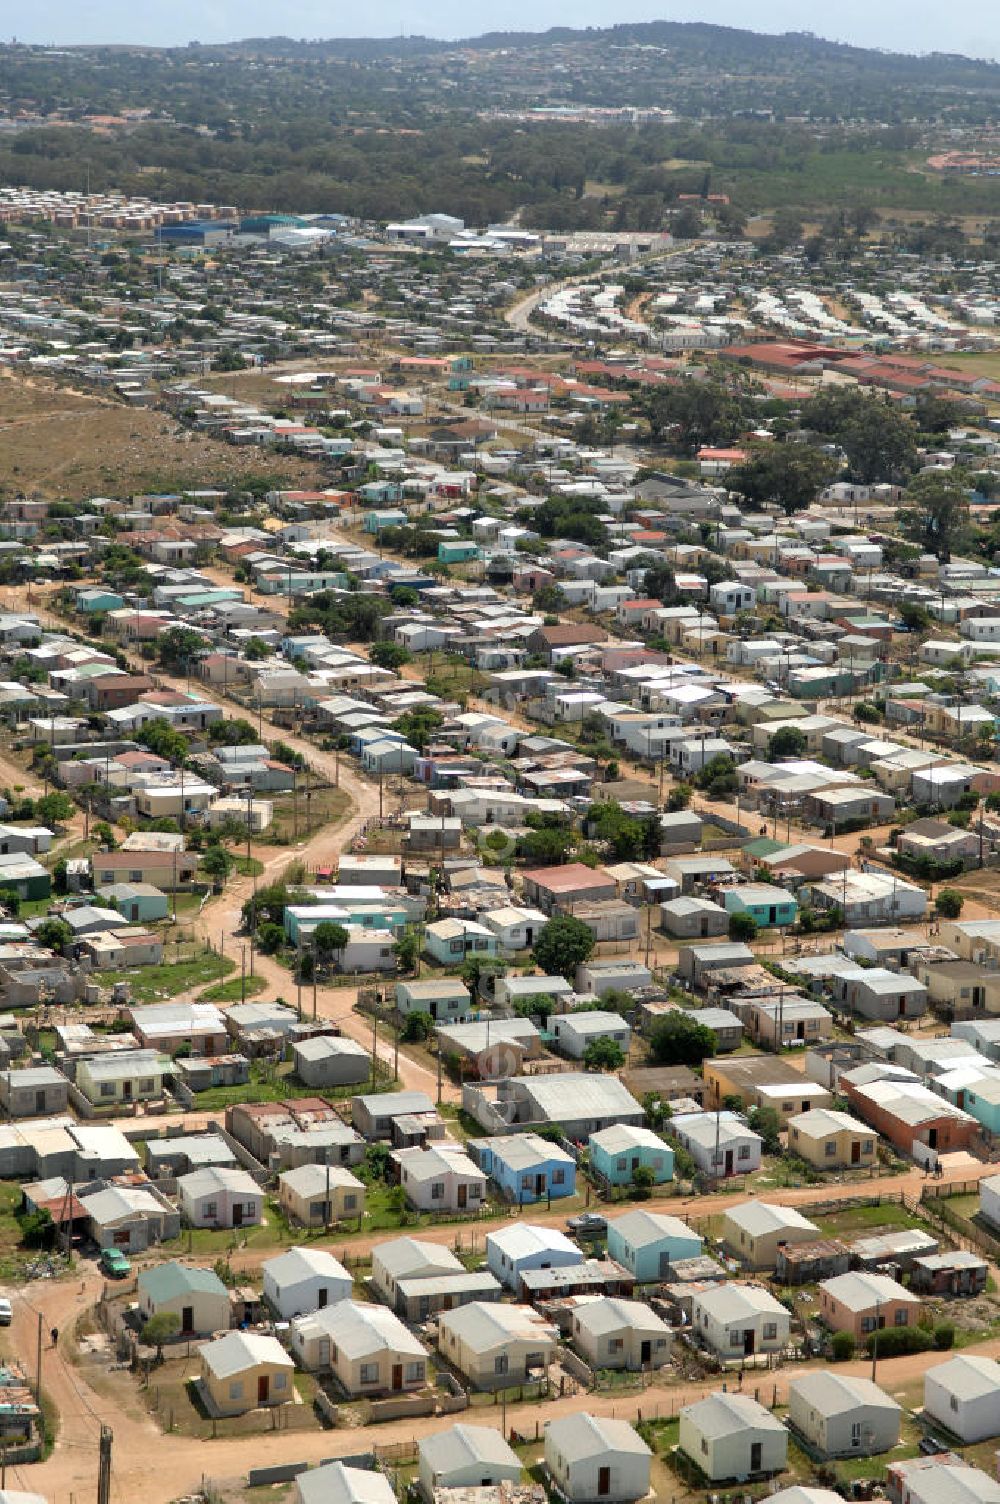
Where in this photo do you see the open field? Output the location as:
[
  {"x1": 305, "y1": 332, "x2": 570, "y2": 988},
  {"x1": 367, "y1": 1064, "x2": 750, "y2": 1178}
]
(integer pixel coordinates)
[{"x1": 0, "y1": 372, "x2": 319, "y2": 499}]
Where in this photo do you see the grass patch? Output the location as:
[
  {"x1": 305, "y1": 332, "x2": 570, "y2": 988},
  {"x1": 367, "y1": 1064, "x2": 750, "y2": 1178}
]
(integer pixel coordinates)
[
  {"x1": 234, "y1": 857, "x2": 265, "y2": 878},
  {"x1": 198, "y1": 974, "x2": 267, "y2": 1003},
  {"x1": 263, "y1": 785, "x2": 352, "y2": 846},
  {"x1": 814, "y1": 1200, "x2": 921, "y2": 1237},
  {"x1": 126, "y1": 950, "x2": 234, "y2": 1003}
]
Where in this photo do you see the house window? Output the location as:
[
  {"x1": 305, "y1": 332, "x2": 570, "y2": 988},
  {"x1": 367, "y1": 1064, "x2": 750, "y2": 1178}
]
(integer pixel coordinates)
[
  {"x1": 229, "y1": 1381, "x2": 243, "y2": 1400},
  {"x1": 360, "y1": 1364, "x2": 379, "y2": 1384},
  {"x1": 895, "y1": 1309, "x2": 908, "y2": 1327},
  {"x1": 405, "y1": 1362, "x2": 424, "y2": 1383},
  {"x1": 552, "y1": 1169, "x2": 565, "y2": 1185},
  {"x1": 863, "y1": 1141, "x2": 873, "y2": 1153},
  {"x1": 763, "y1": 1323, "x2": 777, "y2": 1340},
  {"x1": 951, "y1": 1395, "x2": 958, "y2": 1413},
  {"x1": 430, "y1": 1182, "x2": 444, "y2": 1200},
  {"x1": 100, "y1": 1083, "x2": 115, "y2": 1097},
  {"x1": 273, "y1": 1373, "x2": 286, "y2": 1390},
  {"x1": 494, "y1": 1354, "x2": 509, "y2": 1375},
  {"x1": 609, "y1": 1338, "x2": 624, "y2": 1354},
  {"x1": 738, "y1": 1145, "x2": 751, "y2": 1161},
  {"x1": 825, "y1": 1142, "x2": 836, "y2": 1157},
  {"x1": 851, "y1": 1422, "x2": 862, "y2": 1445},
  {"x1": 729, "y1": 1330, "x2": 742, "y2": 1346},
  {"x1": 204, "y1": 1202, "x2": 217, "y2": 1219},
  {"x1": 616, "y1": 1158, "x2": 627, "y2": 1172},
  {"x1": 344, "y1": 1195, "x2": 357, "y2": 1212},
  {"x1": 521, "y1": 1175, "x2": 532, "y2": 1189},
  {"x1": 469, "y1": 1183, "x2": 482, "y2": 1198}
]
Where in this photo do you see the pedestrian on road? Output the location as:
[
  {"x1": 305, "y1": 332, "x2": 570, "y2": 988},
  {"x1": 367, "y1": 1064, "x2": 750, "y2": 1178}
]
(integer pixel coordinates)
[{"x1": 50, "y1": 1326, "x2": 58, "y2": 1348}]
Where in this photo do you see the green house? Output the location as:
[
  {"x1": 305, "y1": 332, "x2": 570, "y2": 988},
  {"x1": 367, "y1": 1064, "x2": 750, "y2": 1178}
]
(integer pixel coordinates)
[
  {"x1": 437, "y1": 540, "x2": 479, "y2": 564},
  {"x1": 723, "y1": 883, "x2": 798, "y2": 929}
]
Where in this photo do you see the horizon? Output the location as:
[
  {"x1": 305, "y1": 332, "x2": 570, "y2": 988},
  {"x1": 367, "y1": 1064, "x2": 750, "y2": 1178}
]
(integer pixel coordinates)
[{"x1": 7, "y1": 7, "x2": 1000, "y2": 63}]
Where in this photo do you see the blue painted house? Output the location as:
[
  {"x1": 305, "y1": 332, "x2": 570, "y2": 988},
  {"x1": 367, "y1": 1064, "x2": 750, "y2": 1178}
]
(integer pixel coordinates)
[
  {"x1": 471, "y1": 1133, "x2": 577, "y2": 1204},
  {"x1": 75, "y1": 587, "x2": 124, "y2": 614},
  {"x1": 438, "y1": 540, "x2": 479, "y2": 564},
  {"x1": 589, "y1": 1124, "x2": 674, "y2": 1187},
  {"x1": 486, "y1": 1223, "x2": 584, "y2": 1291},
  {"x1": 723, "y1": 883, "x2": 798, "y2": 929},
  {"x1": 606, "y1": 1209, "x2": 703, "y2": 1282}
]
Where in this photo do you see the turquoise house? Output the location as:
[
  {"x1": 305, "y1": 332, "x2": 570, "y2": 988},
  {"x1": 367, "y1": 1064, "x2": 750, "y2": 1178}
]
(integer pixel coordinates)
[
  {"x1": 437, "y1": 540, "x2": 479, "y2": 564},
  {"x1": 283, "y1": 902, "x2": 408, "y2": 944},
  {"x1": 424, "y1": 918, "x2": 498, "y2": 966},
  {"x1": 76, "y1": 588, "x2": 124, "y2": 614},
  {"x1": 589, "y1": 1124, "x2": 674, "y2": 1187},
  {"x1": 949, "y1": 1077, "x2": 1000, "y2": 1134},
  {"x1": 606, "y1": 1209, "x2": 703, "y2": 1281},
  {"x1": 96, "y1": 883, "x2": 169, "y2": 924},
  {"x1": 723, "y1": 883, "x2": 798, "y2": 929}
]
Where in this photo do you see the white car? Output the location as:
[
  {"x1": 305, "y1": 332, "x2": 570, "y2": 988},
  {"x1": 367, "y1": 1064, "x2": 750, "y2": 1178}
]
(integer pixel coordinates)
[{"x1": 0, "y1": 1299, "x2": 12, "y2": 1326}]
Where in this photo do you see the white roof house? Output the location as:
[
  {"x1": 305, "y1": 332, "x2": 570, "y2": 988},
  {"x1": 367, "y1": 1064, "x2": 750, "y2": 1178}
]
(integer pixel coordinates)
[
  {"x1": 296, "y1": 1464, "x2": 395, "y2": 1504},
  {"x1": 679, "y1": 1392, "x2": 788, "y2": 1482},
  {"x1": 545, "y1": 1412, "x2": 652, "y2": 1504},
  {"x1": 486, "y1": 1222, "x2": 583, "y2": 1290},
  {"x1": 924, "y1": 1355, "x2": 1000, "y2": 1443},
  {"x1": 787, "y1": 1371, "x2": 901, "y2": 1458},
  {"x1": 889, "y1": 1460, "x2": 1000, "y2": 1504},
  {"x1": 418, "y1": 1424, "x2": 522, "y2": 1497},
  {"x1": 691, "y1": 1282, "x2": 791, "y2": 1360},
  {"x1": 372, "y1": 1236, "x2": 464, "y2": 1308},
  {"x1": 200, "y1": 1330, "x2": 293, "y2": 1381},
  {"x1": 262, "y1": 1246, "x2": 352, "y2": 1320}
]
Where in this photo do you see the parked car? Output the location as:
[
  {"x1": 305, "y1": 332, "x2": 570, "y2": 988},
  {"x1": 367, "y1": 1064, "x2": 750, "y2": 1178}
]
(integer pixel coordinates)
[
  {"x1": 566, "y1": 1212, "x2": 607, "y2": 1237},
  {"x1": 99, "y1": 1249, "x2": 131, "y2": 1278},
  {"x1": 0, "y1": 1298, "x2": 12, "y2": 1326}
]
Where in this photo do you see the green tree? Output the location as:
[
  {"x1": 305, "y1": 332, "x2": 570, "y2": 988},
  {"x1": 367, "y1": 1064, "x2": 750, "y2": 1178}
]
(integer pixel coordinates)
[
  {"x1": 201, "y1": 845, "x2": 234, "y2": 883},
  {"x1": 902, "y1": 472, "x2": 971, "y2": 562},
  {"x1": 255, "y1": 922, "x2": 285, "y2": 954},
  {"x1": 35, "y1": 918, "x2": 73, "y2": 951},
  {"x1": 401, "y1": 1010, "x2": 433, "y2": 1042},
  {"x1": 728, "y1": 445, "x2": 838, "y2": 515},
  {"x1": 830, "y1": 1331, "x2": 855, "y2": 1362},
  {"x1": 935, "y1": 889, "x2": 964, "y2": 919},
  {"x1": 157, "y1": 625, "x2": 207, "y2": 672},
  {"x1": 313, "y1": 921, "x2": 349, "y2": 968},
  {"x1": 35, "y1": 791, "x2": 75, "y2": 825},
  {"x1": 746, "y1": 1105, "x2": 782, "y2": 1153},
  {"x1": 728, "y1": 911, "x2": 758, "y2": 943},
  {"x1": 532, "y1": 915, "x2": 595, "y2": 980},
  {"x1": 393, "y1": 708, "x2": 444, "y2": 752},
  {"x1": 649, "y1": 1012, "x2": 715, "y2": 1066},
  {"x1": 142, "y1": 1312, "x2": 181, "y2": 1358},
  {"x1": 394, "y1": 929, "x2": 420, "y2": 973},
  {"x1": 583, "y1": 1036, "x2": 626, "y2": 1071},
  {"x1": 767, "y1": 726, "x2": 808, "y2": 760},
  {"x1": 513, "y1": 993, "x2": 557, "y2": 1024},
  {"x1": 370, "y1": 641, "x2": 412, "y2": 670},
  {"x1": 17, "y1": 1207, "x2": 55, "y2": 1250},
  {"x1": 631, "y1": 1164, "x2": 656, "y2": 1198}
]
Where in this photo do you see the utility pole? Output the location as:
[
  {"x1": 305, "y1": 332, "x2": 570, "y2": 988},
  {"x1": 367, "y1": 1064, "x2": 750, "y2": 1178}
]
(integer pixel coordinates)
[
  {"x1": 240, "y1": 947, "x2": 246, "y2": 1005},
  {"x1": 97, "y1": 1425, "x2": 113, "y2": 1504},
  {"x1": 372, "y1": 1008, "x2": 378, "y2": 1078},
  {"x1": 35, "y1": 1311, "x2": 42, "y2": 1401},
  {"x1": 871, "y1": 1297, "x2": 881, "y2": 1383}
]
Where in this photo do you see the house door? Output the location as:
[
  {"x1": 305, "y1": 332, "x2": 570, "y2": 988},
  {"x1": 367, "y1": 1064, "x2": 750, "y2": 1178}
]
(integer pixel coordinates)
[
  {"x1": 725, "y1": 1150, "x2": 734, "y2": 1176},
  {"x1": 929, "y1": 1128, "x2": 938, "y2": 1150},
  {"x1": 318, "y1": 1288, "x2": 328, "y2": 1309},
  {"x1": 122, "y1": 1080, "x2": 132, "y2": 1100},
  {"x1": 35, "y1": 1091, "x2": 46, "y2": 1114},
  {"x1": 598, "y1": 1467, "x2": 611, "y2": 1497},
  {"x1": 898, "y1": 998, "x2": 906, "y2": 1017},
  {"x1": 457, "y1": 1184, "x2": 467, "y2": 1209},
  {"x1": 640, "y1": 1340, "x2": 651, "y2": 1365},
  {"x1": 796, "y1": 1022, "x2": 805, "y2": 1040},
  {"x1": 769, "y1": 907, "x2": 777, "y2": 925},
  {"x1": 750, "y1": 1443, "x2": 762, "y2": 1473},
  {"x1": 181, "y1": 1306, "x2": 193, "y2": 1334},
  {"x1": 233, "y1": 1204, "x2": 244, "y2": 1227},
  {"x1": 392, "y1": 1365, "x2": 403, "y2": 1391},
  {"x1": 700, "y1": 920, "x2": 710, "y2": 937},
  {"x1": 535, "y1": 1174, "x2": 546, "y2": 1195},
  {"x1": 318, "y1": 1339, "x2": 330, "y2": 1367},
  {"x1": 851, "y1": 1142, "x2": 860, "y2": 1165},
  {"x1": 744, "y1": 1328, "x2": 755, "y2": 1356},
  {"x1": 257, "y1": 1375, "x2": 269, "y2": 1405}
]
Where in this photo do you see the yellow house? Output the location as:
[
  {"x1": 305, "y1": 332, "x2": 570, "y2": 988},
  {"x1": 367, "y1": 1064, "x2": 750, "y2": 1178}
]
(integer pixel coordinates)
[
  {"x1": 199, "y1": 1331, "x2": 294, "y2": 1416},
  {"x1": 277, "y1": 1164, "x2": 366, "y2": 1225},
  {"x1": 787, "y1": 1108, "x2": 877, "y2": 1170}
]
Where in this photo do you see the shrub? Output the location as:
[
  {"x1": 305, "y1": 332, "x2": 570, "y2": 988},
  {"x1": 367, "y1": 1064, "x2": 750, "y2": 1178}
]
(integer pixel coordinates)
[
  {"x1": 830, "y1": 1331, "x2": 855, "y2": 1362},
  {"x1": 935, "y1": 889, "x2": 964, "y2": 919},
  {"x1": 864, "y1": 1325, "x2": 933, "y2": 1358},
  {"x1": 934, "y1": 1323, "x2": 955, "y2": 1350}
]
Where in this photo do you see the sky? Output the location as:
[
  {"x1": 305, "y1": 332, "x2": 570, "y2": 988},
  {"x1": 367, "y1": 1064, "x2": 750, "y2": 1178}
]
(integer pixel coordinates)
[{"x1": 10, "y1": 0, "x2": 1000, "y2": 61}]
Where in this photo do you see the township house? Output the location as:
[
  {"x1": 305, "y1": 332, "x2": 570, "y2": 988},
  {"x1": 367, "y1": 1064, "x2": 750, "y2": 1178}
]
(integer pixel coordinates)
[
  {"x1": 137, "y1": 1261, "x2": 230, "y2": 1337},
  {"x1": 520, "y1": 862, "x2": 616, "y2": 913},
  {"x1": 394, "y1": 1144, "x2": 488, "y2": 1212},
  {"x1": 787, "y1": 1371, "x2": 901, "y2": 1458},
  {"x1": 417, "y1": 1424, "x2": 523, "y2": 1498},
  {"x1": 923, "y1": 1355, "x2": 1000, "y2": 1443},
  {"x1": 290, "y1": 1300, "x2": 427, "y2": 1393},
  {"x1": 177, "y1": 1166, "x2": 263, "y2": 1229},
  {"x1": 437, "y1": 1301, "x2": 559, "y2": 1390},
  {"x1": 571, "y1": 1296, "x2": 672, "y2": 1372},
  {"x1": 691, "y1": 1283, "x2": 791, "y2": 1360},
  {"x1": 471, "y1": 1133, "x2": 577, "y2": 1203},
  {"x1": 817, "y1": 1271, "x2": 920, "y2": 1339},
  {"x1": 669, "y1": 1111, "x2": 762, "y2": 1178},
  {"x1": 371, "y1": 1236, "x2": 466, "y2": 1311},
  {"x1": 276, "y1": 1164, "x2": 366, "y2": 1225},
  {"x1": 786, "y1": 1109, "x2": 877, "y2": 1171},
  {"x1": 262, "y1": 1246, "x2": 352, "y2": 1320},
  {"x1": 722, "y1": 1202, "x2": 819, "y2": 1270},
  {"x1": 544, "y1": 1413, "x2": 652, "y2": 1504},
  {"x1": 199, "y1": 1331, "x2": 294, "y2": 1416},
  {"x1": 486, "y1": 1223, "x2": 584, "y2": 1292},
  {"x1": 679, "y1": 1393, "x2": 788, "y2": 1483},
  {"x1": 606, "y1": 1209, "x2": 703, "y2": 1281},
  {"x1": 588, "y1": 1124, "x2": 674, "y2": 1186}
]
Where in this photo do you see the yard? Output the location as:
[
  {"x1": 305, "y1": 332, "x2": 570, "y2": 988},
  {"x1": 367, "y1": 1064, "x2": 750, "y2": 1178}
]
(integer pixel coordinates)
[{"x1": 126, "y1": 950, "x2": 234, "y2": 1003}]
